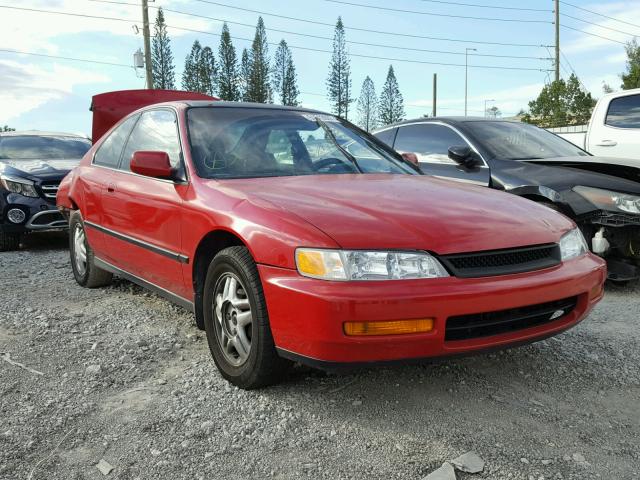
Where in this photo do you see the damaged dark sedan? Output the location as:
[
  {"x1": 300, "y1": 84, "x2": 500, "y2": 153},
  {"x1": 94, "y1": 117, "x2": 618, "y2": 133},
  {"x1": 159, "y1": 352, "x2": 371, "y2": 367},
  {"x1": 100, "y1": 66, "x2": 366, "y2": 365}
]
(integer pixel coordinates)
[{"x1": 373, "y1": 118, "x2": 640, "y2": 282}]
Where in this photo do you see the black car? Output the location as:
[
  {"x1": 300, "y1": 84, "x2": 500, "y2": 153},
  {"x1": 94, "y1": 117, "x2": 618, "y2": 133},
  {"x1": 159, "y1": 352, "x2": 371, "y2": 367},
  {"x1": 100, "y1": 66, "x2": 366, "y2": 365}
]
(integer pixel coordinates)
[
  {"x1": 373, "y1": 118, "x2": 640, "y2": 281},
  {"x1": 0, "y1": 131, "x2": 91, "y2": 251}
]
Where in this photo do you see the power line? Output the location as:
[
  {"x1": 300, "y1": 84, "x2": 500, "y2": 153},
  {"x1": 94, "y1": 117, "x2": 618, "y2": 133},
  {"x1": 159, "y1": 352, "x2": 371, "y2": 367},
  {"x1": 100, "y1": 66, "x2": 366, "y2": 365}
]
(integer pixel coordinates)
[
  {"x1": 560, "y1": 1, "x2": 640, "y2": 30},
  {"x1": 561, "y1": 13, "x2": 640, "y2": 38},
  {"x1": 0, "y1": 4, "x2": 552, "y2": 72},
  {"x1": 323, "y1": 0, "x2": 551, "y2": 24},
  {"x1": 88, "y1": 0, "x2": 551, "y2": 61},
  {"x1": 0, "y1": 48, "x2": 133, "y2": 68},
  {"x1": 561, "y1": 24, "x2": 627, "y2": 45},
  {"x1": 193, "y1": 0, "x2": 552, "y2": 48},
  {"x1": 413, "y1": 0, "x2": 550, "y2": 13}
]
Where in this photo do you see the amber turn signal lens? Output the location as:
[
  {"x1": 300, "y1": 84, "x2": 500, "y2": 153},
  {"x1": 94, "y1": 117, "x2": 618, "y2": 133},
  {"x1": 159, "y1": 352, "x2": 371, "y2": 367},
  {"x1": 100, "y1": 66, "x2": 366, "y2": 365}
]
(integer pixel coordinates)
[
  {"x1": 590, "y1": 283, "x2": 604, "y2": 298},
  {"x1": 344, "y1": 318, "x2": 434, "y2": 336}
]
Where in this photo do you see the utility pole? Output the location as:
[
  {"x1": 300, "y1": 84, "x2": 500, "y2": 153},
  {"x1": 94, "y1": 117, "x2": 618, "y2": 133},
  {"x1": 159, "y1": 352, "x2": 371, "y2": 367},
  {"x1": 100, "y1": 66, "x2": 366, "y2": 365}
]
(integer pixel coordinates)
[
  {"x1": 465, "y1": 48, "x2": 476, "y2": 117},
  {"x1": 432, "y1": 73, "x2": 437, "y2": 117},
  {"x1": 555, "y1": 0, "x2": 560, "y2": 83},
  {"x1": 142, "y1": 0, "x2": 153, "y2": 89}
]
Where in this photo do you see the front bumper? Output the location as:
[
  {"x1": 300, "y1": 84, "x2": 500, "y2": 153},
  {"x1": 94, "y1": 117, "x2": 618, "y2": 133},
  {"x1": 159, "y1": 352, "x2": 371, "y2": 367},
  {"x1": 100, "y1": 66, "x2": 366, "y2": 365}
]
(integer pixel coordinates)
[
  {"x1": 1, "y1": 193, "x2": 67, "y2": 234},
  {"x1": 259, "y1": 253, "x2": 606, "y2": 366}
]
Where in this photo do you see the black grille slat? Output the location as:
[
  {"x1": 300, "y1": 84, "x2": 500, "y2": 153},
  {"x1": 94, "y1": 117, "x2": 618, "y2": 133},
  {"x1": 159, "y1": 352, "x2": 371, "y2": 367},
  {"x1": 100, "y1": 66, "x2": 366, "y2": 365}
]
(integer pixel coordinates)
[
  {"x1": 440, "y1": 244, "x2": 561, "y2": 278},
  {"x1": 445, "y1": 297, "x2": 578, "y2": 341}
]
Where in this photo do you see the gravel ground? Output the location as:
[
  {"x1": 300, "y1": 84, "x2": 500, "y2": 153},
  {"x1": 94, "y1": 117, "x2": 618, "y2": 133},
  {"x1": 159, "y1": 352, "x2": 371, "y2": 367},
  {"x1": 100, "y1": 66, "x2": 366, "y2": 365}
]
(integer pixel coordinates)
[{"x1": 1, "y1": 233, "x2": 639, "y2": 480}]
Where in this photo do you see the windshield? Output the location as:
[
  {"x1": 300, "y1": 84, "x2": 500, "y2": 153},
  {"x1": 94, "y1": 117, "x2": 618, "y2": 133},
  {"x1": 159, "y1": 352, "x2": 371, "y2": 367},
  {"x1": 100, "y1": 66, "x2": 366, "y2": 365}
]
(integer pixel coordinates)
[
  {"x1": 0, "y1": 135, "x2": 91, "y2": 160},
  {"x1": 186, "y1": 107, "x2": 418, "y2": 179},
  {"x1": 466, "y1": 121, "x2": 589, "y2": 161}
]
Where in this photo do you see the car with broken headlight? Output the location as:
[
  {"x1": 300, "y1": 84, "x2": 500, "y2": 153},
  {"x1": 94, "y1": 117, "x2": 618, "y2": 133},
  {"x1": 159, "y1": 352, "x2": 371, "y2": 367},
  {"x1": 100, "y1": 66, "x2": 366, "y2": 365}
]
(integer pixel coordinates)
[
  {"x1": 374, "y1": 118, "x2": 640, "y2": 282},
  {"x1": 57, "y1": 99, "x2": 606, "y2": 389},
  {"x1": 0, "y1": 130, "x2": 91, "y2": 251}
]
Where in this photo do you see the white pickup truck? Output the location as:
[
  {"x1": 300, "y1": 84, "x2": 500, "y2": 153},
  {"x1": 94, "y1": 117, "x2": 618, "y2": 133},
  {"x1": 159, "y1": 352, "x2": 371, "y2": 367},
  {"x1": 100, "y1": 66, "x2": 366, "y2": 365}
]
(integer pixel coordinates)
[{"x1": 555, "y1": 88, "x2": 640, "y2": 161}]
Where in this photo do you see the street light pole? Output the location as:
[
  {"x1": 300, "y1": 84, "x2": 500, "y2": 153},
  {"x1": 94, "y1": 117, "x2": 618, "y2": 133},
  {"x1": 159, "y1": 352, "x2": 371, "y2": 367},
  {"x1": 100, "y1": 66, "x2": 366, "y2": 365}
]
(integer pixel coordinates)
[
  {"x1": 484, "y1": 99, "x2": 495, "y2": 118},
  {"x1": 465, "y1": 48, "x2": 477, "y2": 117}
]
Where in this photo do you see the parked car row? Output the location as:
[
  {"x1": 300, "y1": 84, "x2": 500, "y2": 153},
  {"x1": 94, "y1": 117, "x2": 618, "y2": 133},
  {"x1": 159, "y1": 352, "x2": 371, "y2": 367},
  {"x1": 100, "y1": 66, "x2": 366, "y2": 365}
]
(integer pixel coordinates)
[
  {"x1": 5, "y1": 90, "x2": 637, "y2": 389},
  {"x1": 49, "y1": 91, "x2": 609, "y2": 389}
]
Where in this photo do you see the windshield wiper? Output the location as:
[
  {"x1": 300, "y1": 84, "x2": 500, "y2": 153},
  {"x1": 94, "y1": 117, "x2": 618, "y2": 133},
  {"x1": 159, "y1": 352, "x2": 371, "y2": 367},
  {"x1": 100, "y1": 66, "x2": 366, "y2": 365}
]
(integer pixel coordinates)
[{"x1": 315, "y1": 118, "x2": 363, "y2": 173}]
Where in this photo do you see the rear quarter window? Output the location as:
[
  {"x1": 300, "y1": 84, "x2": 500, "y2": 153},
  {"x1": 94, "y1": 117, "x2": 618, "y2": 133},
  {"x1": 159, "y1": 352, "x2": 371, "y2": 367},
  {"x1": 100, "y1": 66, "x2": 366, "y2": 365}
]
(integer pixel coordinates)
[
  {"x1": 373, "y1": 128, "x2": 397, "y2": 147},
  {"x1": 93, "y1": 115, "x2": 139, "y2": 167},
  {"x1": 605, "y1": 94, "x2": 640, "y2": 128}
]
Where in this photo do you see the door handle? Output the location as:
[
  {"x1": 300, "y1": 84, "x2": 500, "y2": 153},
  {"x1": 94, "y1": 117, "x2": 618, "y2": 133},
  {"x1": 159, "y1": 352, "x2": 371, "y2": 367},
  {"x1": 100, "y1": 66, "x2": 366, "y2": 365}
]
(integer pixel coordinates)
[
  {"x1": 595, "y1": 140, "x2": 617, "y2": 147},
  {"x1": 107, "y1": 182, "x2": 116, "y2": 193}
]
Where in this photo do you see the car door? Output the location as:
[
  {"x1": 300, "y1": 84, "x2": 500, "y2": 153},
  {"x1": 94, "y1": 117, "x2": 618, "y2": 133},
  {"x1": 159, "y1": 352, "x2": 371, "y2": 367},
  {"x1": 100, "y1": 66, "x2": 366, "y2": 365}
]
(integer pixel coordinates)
[
  {"x1": 84, "y1": 114, "x2": 139, "y2": 258},
  {"x1": 589, "y1": 93, "x2": 640, "y2": 159},
  {"x1": 392, "y1": 123, "x2": 490, "y2": 186},
  {"x1": 100, "y1": 108, "x2": 190, "y2": 298}
]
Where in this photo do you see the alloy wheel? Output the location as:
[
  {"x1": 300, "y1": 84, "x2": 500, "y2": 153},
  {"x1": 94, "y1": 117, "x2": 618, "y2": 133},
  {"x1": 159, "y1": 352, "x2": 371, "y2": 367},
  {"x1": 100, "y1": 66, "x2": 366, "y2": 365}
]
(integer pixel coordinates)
[{"x1": 213, "y1": 273, "x2": 253, "y2": 366}]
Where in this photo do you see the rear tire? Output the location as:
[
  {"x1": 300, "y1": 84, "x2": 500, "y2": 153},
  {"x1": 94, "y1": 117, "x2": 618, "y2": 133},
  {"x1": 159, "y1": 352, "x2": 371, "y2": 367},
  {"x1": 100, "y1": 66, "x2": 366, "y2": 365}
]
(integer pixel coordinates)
[
  {"x1": 203, "y1": 246, "x2": 290, "y2": 389},
  {"x1": 69, "y1": 211, "x2": 113, "y2": 288},
  {"x1": 0, "y1": 232, "x2": 20, "y2": 252}
]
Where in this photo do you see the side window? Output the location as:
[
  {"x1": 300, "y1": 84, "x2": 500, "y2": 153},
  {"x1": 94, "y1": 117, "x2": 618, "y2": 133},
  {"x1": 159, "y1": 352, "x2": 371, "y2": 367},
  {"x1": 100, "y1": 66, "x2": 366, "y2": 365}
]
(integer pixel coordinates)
[
  {"x1": 121, "y1": 110, "x2": 181, "y2": 171},
  {"x1": 394, "y1": 124, "x2": 469, "y2": 164},
  {"x1": 605, "y1": 95, "x2": 640, "y2": 128},
  {"x1": 265, "y1": 130, "x2": 294, "y2": 165},
  {"x1": 374, "y1": 128, "x2": 397, "y2": 147},
  {"x1": 93, "y1": 115, "x2": 139, "y2": 167}
]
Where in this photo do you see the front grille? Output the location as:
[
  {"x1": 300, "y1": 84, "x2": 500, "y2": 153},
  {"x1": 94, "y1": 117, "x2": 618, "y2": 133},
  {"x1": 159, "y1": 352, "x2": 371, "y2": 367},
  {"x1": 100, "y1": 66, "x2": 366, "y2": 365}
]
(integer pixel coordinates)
[
  {"x1": 40, "y1": 182, "x2": 60, "y2": 200},
  {"x1": 30, "y1": 211, "x2": 65, "y2": 226},
  {"x1": 588, "y1": 211, "x2": 640, "y2": 227},
  {"x1": 445, "y1": 296, "x2": 578, "y2": 341},
  {"x1": 439, "y1": 244, "x2": 561, "y2": 278}
]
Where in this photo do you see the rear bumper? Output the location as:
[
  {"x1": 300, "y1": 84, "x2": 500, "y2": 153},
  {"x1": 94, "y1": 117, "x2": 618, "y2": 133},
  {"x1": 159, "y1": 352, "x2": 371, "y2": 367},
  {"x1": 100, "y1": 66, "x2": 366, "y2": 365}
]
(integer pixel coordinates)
[{"x1": 259, "y1": 253, "x2": 606, "y2": 365}]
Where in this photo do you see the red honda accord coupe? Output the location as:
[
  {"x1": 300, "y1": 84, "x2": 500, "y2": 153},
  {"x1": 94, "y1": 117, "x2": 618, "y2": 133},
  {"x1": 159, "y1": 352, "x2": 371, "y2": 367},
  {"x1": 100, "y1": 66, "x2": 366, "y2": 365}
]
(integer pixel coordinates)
[{"x1": 57, "y1": 100, "x2": 606, "y2": 389}]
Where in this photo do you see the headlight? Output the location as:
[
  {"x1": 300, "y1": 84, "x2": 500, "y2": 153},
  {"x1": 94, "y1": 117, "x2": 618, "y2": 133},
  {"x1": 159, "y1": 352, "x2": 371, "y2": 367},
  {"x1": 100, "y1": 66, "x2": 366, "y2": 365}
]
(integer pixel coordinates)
[
  {"x1": 574, "y1": 186, "x2": 640, "y2": 214},
  {"x1": 559, "y1": 227, "x2": 588, "y2": 261},
  {"x1": 295, "y1": 248, "x2": 449, "y2": 281},
  {"x1": 0, "y1": 175, "x2": 38, "y2": 198}
]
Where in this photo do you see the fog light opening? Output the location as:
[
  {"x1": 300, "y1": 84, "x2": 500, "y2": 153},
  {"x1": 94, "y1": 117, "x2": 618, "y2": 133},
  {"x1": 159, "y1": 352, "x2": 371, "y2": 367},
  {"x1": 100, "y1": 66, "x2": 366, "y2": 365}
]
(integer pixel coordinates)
[
  {"x1": 7, "y1": 208, "x2": 26, "y2": 224},
  {"x1": 343, "y1": 318, "x2": 435, "y2": 336}
]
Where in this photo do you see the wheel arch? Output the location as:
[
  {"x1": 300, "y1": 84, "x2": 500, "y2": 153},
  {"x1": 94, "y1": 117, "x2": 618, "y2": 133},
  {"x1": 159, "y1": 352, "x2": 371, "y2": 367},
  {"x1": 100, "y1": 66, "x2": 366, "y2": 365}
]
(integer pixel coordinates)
[{"x1": 191, "y1": 229, "x2": 250, "y2": 329}]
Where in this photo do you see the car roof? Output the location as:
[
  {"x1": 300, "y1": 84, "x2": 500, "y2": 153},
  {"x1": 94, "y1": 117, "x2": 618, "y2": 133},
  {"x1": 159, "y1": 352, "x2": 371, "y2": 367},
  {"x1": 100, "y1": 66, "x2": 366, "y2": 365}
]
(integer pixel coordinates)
[
  {"x1": 147, "y1": 100, "x2": 327, "y2": 114},
  {"x1": 0, "y1": 130, "x2": 89, "y2": 139},
  {"x1": 374, "y1": 116, "x2": 521, "y2": 131}
]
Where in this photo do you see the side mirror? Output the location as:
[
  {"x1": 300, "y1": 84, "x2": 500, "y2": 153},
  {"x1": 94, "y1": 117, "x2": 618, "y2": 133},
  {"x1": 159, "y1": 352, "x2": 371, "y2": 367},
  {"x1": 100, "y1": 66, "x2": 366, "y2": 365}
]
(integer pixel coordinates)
[
  {"x1": 401, "y1": 152, "x2": 419, "y2": 166},
  {"x1": 448, "y1": 145, "x2": 481, "y2": 168},
  {"x1": 130, "y1": 151, "x2": 173, "y2": 179}
]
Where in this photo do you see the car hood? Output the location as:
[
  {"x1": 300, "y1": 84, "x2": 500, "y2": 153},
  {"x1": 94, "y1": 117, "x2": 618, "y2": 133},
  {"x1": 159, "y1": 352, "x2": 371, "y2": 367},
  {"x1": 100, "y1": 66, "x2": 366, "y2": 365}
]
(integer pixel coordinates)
[
  {"x1": 0, "y1": 158, "x2": 79, "y2": 181},
  {"x1": 217, "y1": 174, "x2": 574, "y2": 254},
  {"x1": 523, "y1": 156, "x2": 640, "y2": 191}
]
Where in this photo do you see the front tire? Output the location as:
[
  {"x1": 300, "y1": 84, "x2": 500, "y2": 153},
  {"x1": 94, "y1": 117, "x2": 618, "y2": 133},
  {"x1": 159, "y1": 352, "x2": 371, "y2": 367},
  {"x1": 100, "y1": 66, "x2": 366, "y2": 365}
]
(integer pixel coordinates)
[
  {"x1": 203, "y1": 246, "x2": 289, "y2": 389},
  {"x1": 69, "y1": 211, "x2": 113, "y2": 288},
  {"x1": 0, "y1": 232, "x2": 20, "y2": 251}
]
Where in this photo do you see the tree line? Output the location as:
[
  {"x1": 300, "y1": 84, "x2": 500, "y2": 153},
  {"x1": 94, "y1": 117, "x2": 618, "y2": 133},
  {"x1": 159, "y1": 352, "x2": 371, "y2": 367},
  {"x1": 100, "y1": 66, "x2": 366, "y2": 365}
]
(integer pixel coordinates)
[{"x1": 151, "y1": 9, "x2": 406, "y2": 131}]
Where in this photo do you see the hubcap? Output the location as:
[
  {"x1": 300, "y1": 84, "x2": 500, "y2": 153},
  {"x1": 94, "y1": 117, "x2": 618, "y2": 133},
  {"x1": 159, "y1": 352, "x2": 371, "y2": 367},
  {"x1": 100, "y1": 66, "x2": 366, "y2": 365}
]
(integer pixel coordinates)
[
  {"x1": 73, "y1": 223, "x2": 87, "y2": 276},
  {"x1": 213, "y1": 273, "x2": 253, "y2": 366}
]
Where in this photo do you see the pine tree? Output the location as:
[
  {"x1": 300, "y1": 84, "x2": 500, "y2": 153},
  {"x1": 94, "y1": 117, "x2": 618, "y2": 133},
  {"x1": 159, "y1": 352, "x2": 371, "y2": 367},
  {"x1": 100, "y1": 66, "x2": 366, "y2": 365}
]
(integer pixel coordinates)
[
  {"x1": 182, "y1": 40, "x2": 203, "y2": 92},
  {"x1": 272, "y1": 40, "x2": 299, "y2": 106},
  {"x1": 151, "y1": 7, "x2": 175, "y2": 89},
  {"x1": 199, "y1": 46, "x2": 217, "y2": 96},
  {"x1": 217, "y1": 23, "x2": 241, "y2": 101},
  {"x1": 245, "y1": 17, "x2": 271, "y2": 103},
  {"x1": 378, "y1": 65, "x2": 405, "y2": 125},
  {"x1": 240, "y1": 48, "x2": 251, "y2": 101},
  {"x1": 326, "y1": 17, "x2": 352, "y2": 119},
  {"x1": 357, "y1": 76, "x2": 377, "y2": 132}
]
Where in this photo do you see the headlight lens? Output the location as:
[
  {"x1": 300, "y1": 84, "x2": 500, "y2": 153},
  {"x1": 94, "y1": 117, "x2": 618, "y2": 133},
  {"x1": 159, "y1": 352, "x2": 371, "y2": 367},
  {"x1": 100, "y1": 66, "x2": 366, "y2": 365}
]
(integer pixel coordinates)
[
  {"x1": 559, "y1": 227, "x2": 589, "y2": 261},
  {"x1": 295, "y1": 248, "x2": 449, "y2": 281},
  {"x1": 574, "y1": 186, "x2": 640, "y2": 214},
  {"x1": 0, "y1": 175, "x2": 38, "y2": 198}
]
